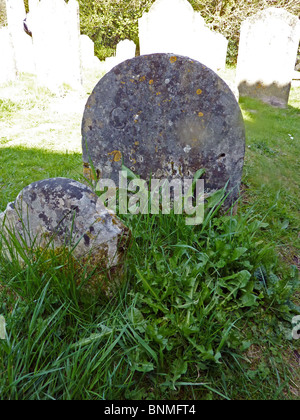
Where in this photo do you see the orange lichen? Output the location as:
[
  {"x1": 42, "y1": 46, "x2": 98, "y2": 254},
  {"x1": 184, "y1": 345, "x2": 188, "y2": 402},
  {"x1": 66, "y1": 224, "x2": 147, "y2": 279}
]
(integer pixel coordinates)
[
  {"x1": 198, "y1": 112, "x2": 204, "y2": 117},
  {"x1": 149, "y1": 80, "x2": 154, "y2": 85},
  {"x1": 196, "y1": 89, "x2": 203, "y2": 95},
  {"x1": 108, "y1": 150, "x2": 122, "y2": 162},
  {"x1": 170, "y1": 56, "x2": 177, "y2": 63}
]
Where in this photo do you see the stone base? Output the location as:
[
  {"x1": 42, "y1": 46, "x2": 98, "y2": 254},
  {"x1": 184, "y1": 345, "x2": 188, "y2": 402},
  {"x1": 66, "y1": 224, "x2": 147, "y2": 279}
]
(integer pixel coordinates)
[{"x1": 238, "y1": 80, "x2": 291, "y2": 108}]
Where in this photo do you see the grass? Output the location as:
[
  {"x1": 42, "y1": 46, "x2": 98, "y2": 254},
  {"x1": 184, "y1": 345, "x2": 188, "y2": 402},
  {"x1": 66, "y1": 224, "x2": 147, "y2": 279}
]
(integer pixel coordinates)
[
  {"x1": 0, "y1": 71, "x2": 299, "y2": 400},
  {"x1": 239, "y1": 88, "x2": 300, "y2": 269}
]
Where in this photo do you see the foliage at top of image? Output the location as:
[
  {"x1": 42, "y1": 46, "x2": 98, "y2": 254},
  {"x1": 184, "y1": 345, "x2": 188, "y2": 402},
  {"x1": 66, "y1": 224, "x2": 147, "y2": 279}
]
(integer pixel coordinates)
[
  {"x1": 77, "y1": 0, "x2": 300, "y2": 63},
  {"x1": 6, "y1": 1, "x2": 300, "y2": 62}
]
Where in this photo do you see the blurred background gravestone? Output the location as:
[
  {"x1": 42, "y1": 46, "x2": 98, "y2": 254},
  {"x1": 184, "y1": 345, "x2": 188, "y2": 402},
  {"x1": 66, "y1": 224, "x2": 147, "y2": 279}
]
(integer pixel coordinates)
[
  {"x1": 138, "y1": 0, "x2": 228, "y2": 72},
  {"x1": 236, "y1": 7, "x2": 300, "y2": 108},
  {"x1": 0, "y1": 26, "x2": 17, "y2": 84},
  {"x1": 82, "y1": 54, "x2": 245, "y2": 207},
  {"x1": 104, "y1": 39, "x2": 136, "y2": 73},
  {"x1": 29, "y1": 0, "x2": 82, "y2": 92},
  {"x1": 80, "y1": 34, "x2": 101, "y2": 70},
  {"x1": 0, "y1": 0, "x2": 17, "y2": 85},
  {"x1": 5, "y1": 0, "x2": 35, "y2": 74}
]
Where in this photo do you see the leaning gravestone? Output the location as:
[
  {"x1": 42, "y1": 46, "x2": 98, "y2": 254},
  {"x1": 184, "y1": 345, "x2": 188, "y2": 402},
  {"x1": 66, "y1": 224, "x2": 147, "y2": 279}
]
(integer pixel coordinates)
[
  {"x1": 236, "y1": 8, "x2": 300, "y2": 108},
  {"x1": 0, "y1": 178, "x2": 131, "y2": 295},
  {"x1": 82, "y1": 54, "x2": 245, "y2": 206}
]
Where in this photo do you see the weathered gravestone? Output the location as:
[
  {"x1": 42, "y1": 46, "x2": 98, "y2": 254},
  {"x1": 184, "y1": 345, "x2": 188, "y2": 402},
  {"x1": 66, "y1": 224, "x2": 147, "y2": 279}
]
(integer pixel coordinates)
[
  {"x1": 236, "y1": 8, "x2": 300, "y2": 108},
  {"x1": 5, "y1": 0, "x2": 35, "y2": 74},
  {"x1": 82, "y1": 54, "x2": 245, "y2": 207},
  {"x1": 29, "y1": 0, "x2": 82, "y2": 92},
  {"x1": 0, "y1": 178, "x2": 131, "y2": 295},
  {"x1": 138, "y1": 0, "x2": 228, "y2": 72}
]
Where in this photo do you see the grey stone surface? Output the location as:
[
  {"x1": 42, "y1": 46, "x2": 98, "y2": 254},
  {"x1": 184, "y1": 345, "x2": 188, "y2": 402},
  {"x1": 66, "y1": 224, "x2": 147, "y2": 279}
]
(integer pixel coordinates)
[
  {"x1": 82, "y1": 53, "x2": 245, "y2": 206},
  {"x1": 0, "y1": 178, "x2": 131, "y2": 294}
]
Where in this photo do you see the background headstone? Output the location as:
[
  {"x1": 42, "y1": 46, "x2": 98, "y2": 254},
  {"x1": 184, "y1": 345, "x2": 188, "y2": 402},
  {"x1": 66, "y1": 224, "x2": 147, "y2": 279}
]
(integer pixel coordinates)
[
  {"x1": 5, "y1": 0, "x2": 35, "y2": 74},
  {"x1": 29, "y1": 0, "x2": 82, "y2": 92},
  {"x1": 104, "y1": 39, "x2": 136, "y2": 73},
  {"x1": 80, "y1": 34, "x2": 101, "y2": 70},
  {"x1": 116, "y1": 40, "x2": 136, "y2": 61},
  {"x1": 82, "y1": 54, "x2": 245, "y2": 206},
  {"x1": 0, "y1": 0, "x2": 17, "y2": 84},
  {"x1": 236, "y1": 7, "x2": 300, "y2": 108},
  {"x1": 0, "y1": 27, "x2": 17, "y2": 84},
  {"x1": 138, "y1": 0, "x2": 228, "y2": 71}
]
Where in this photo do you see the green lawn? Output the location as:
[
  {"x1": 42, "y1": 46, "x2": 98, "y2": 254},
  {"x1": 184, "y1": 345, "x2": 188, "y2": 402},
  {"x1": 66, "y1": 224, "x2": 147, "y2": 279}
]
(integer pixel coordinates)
[{"x1": 0, "y1": 72, "x2": 299, "y2": 400}]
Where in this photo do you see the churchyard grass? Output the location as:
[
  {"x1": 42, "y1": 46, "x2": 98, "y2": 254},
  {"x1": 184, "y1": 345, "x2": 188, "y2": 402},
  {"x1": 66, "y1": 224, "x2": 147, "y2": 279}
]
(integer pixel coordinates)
[{"x1": 0, "y1": 71, "x2": 299, "y2": 400}]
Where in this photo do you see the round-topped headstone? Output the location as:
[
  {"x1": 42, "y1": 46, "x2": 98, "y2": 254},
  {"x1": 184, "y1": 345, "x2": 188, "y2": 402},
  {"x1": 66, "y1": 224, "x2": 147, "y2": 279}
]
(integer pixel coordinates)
[{"x1": 82, "y1": 53, "x2": 245, "y2": 205}]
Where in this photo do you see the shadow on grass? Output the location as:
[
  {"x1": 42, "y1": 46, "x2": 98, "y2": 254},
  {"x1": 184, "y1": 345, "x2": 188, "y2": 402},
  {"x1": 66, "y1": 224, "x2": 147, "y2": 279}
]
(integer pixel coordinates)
[{"x1": 0, "y1": 146, "x2": 83, "y2": 211}]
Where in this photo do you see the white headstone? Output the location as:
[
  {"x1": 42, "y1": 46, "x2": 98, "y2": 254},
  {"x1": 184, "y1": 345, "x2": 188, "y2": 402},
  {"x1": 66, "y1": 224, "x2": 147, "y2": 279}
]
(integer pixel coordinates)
[
  {"x1": 0, "y1": 27, "x2": 17, "y2": 84},
  {"x1": 104, "y1": 39, "x2": 136, "y2": 73},
  {"x1": 29, "y1": 0, "x2": 82, "y2": 92},
  {"x1": 138, "y1": 0, "x2": 228, "y2": 71},
  {"x1": 236, "y1": 7, "x2": 300, "y2": 108},
  {"x1": 5, "y1": 0, "x2": 35, "y2": 74},
  {"x1": 116, "y1": 39, "x2": 136, "y2": 61},
  {"x1": 80, "y1": 34, "x2": 101, "y2": 69}
]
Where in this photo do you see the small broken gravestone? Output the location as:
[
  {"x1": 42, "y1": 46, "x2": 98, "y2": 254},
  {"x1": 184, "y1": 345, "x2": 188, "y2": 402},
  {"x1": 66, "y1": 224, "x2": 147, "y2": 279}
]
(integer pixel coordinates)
[
  {"x1": 0, "y1": 178, "x2": 131, "y2": 295},
  {"x1": 82, "y1": 53, "x2": 245, "y2": 207}
]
